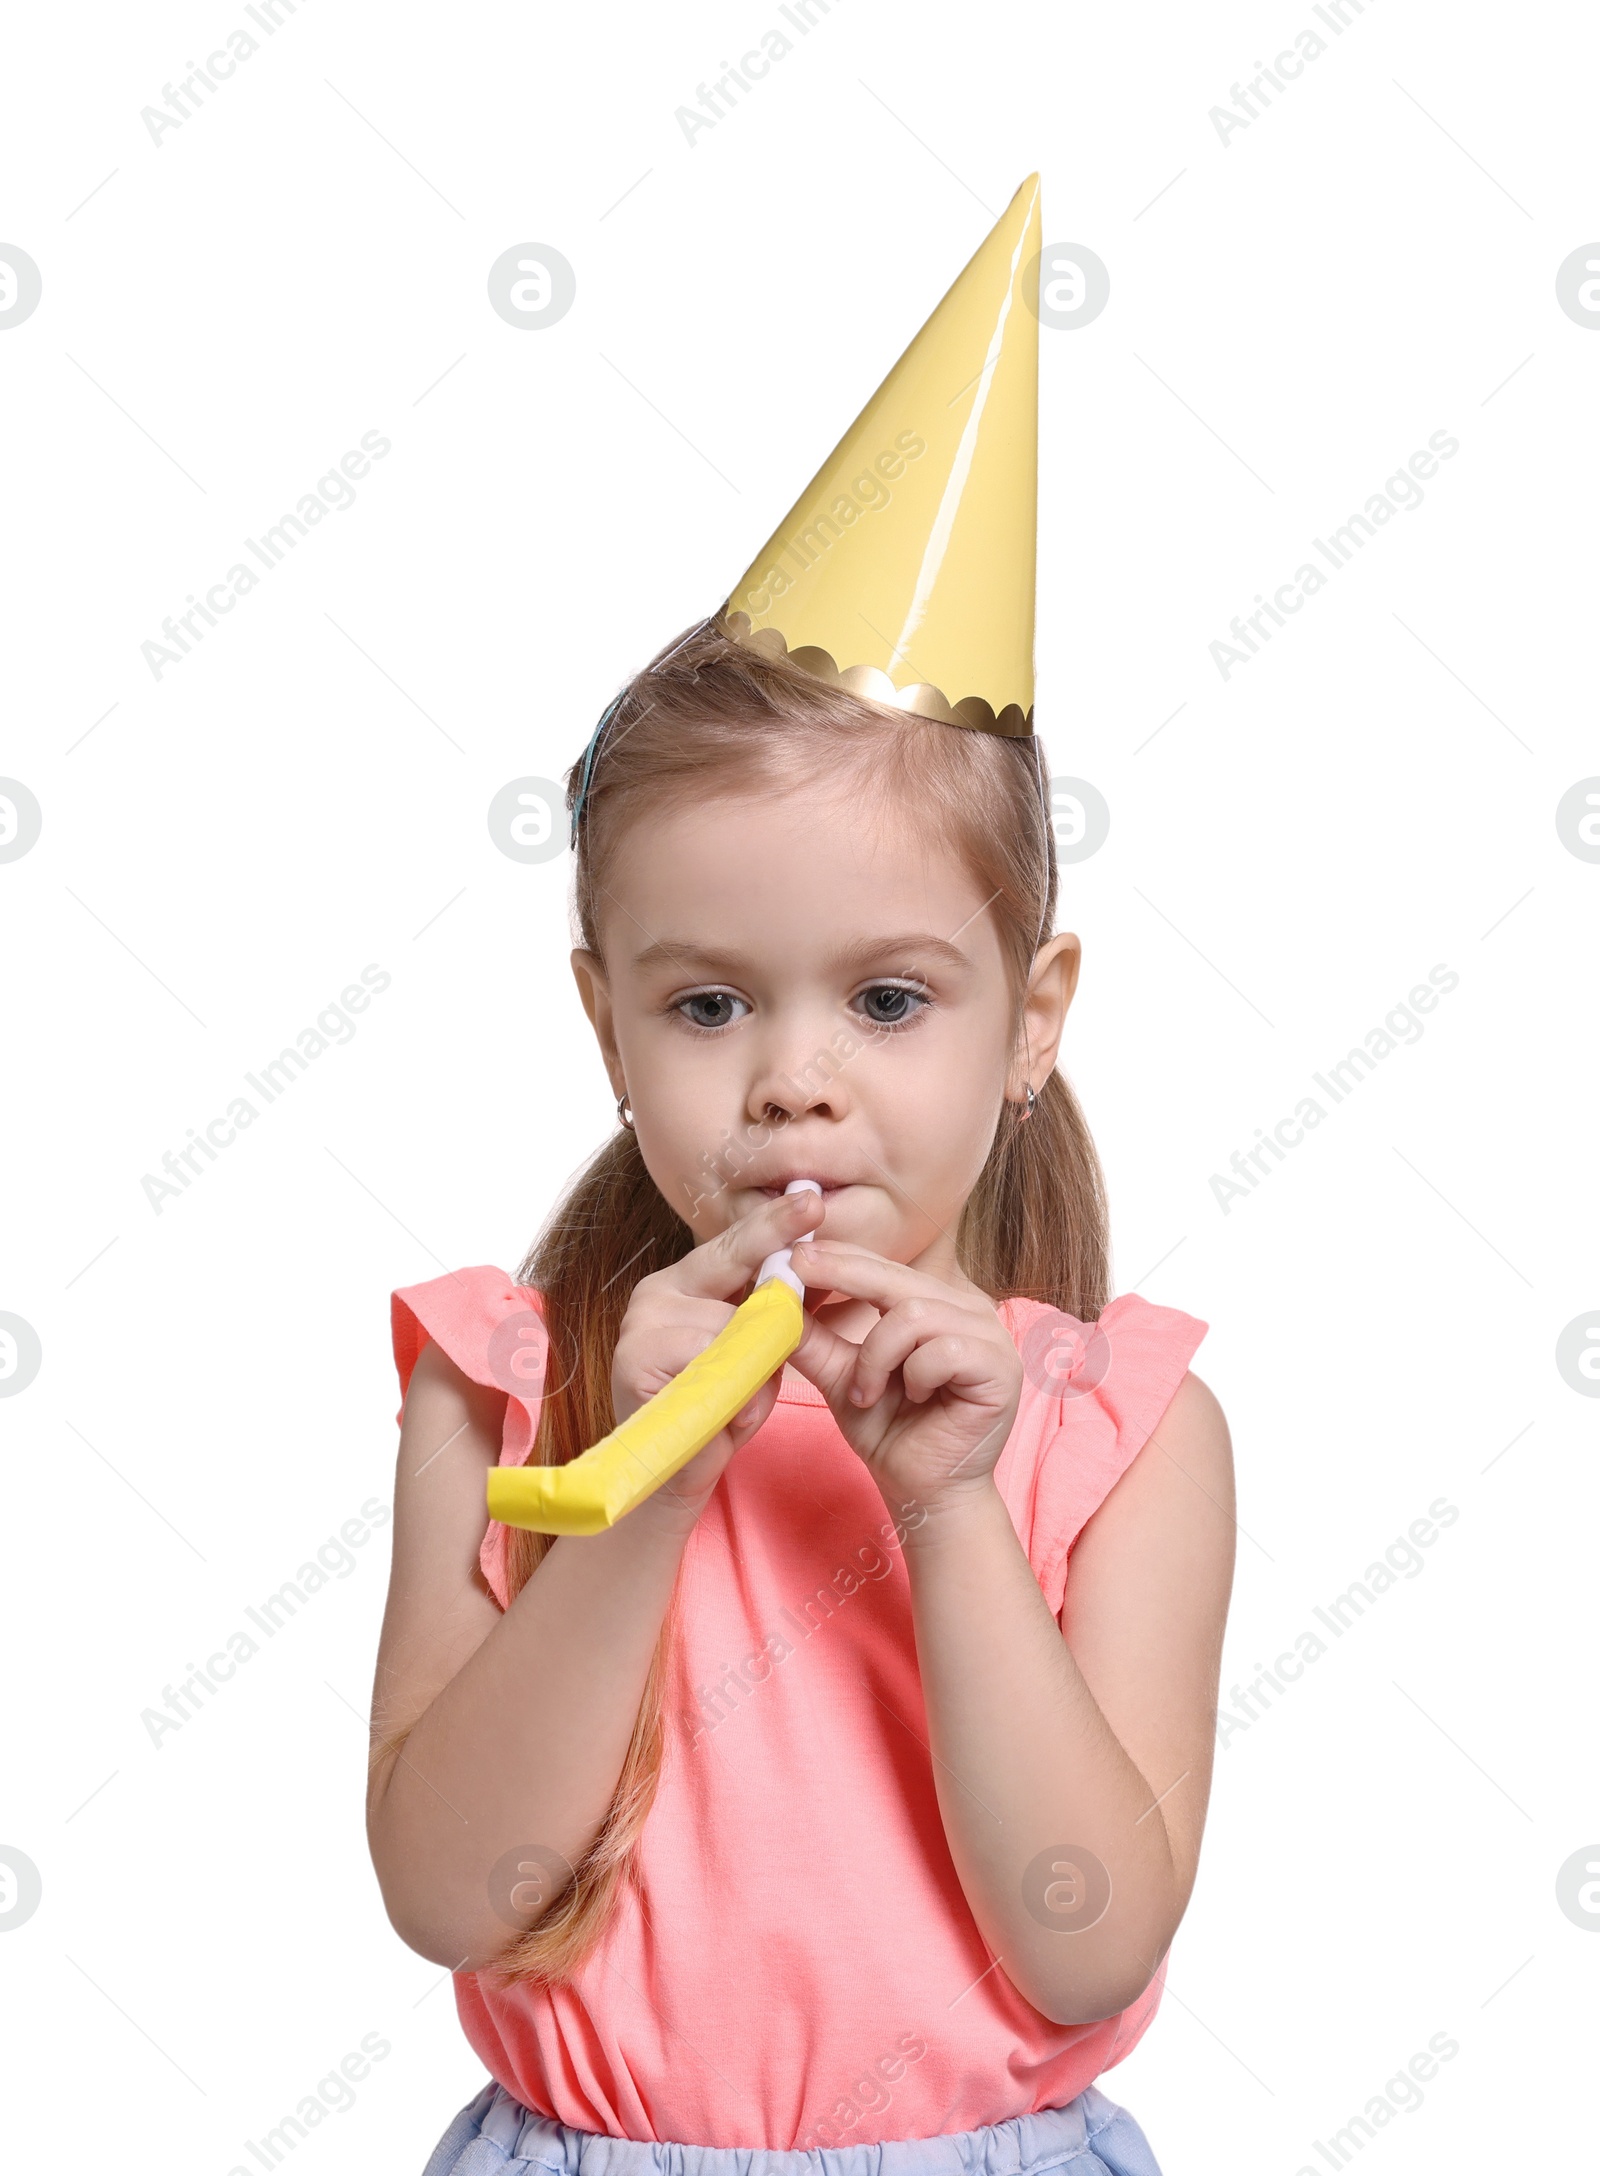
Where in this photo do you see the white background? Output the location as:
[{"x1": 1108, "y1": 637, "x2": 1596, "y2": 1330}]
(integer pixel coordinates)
[{"x1": 2, "y1": 1, "x2": 1596, "y2": 2169}]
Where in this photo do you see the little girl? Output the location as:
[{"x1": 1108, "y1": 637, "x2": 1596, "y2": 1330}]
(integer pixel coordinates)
[{"x1": 369, "y1": 179, "x2": 1234, "y2": 2176}]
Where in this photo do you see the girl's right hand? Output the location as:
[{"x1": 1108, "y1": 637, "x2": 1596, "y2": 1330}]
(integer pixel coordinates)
[{"x1": 610, "y1": 1187, "x2": 825, "y2": 1526}]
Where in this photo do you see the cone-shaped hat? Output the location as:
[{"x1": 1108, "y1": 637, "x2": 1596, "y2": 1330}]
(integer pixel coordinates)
[{"x1": 723, "y1": 175, "x2": 1040, "y2": 737}]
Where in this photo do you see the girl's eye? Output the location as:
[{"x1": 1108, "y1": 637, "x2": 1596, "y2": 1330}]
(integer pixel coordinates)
[
  {"x1": 672, "y1": 983, "x2": 931, "y2": 1033},
  {"x1": 855, "y1": 983, "x2": 930, "y2": 1029},
  {"x1": 675, "y1": 991, "x2": 749, "y2": 1031}
]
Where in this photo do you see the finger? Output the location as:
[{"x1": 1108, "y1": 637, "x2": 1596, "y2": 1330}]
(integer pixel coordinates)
[
  {"x1": 614, "y1": 1301, "x2": 736, "y2": 1407},
  {"x1": 670, "y1": 1188, "x2": 827, "y2": 1301},
  {"x1": 785, "y1": 1307, "x2": 881, "y2": 1411},
  {"x1": 847, "y1": 1302, "x2": 984, "y2": 1406},
  {"x1": 901, "y1": 1333, "x2": 1014, "y2": 1408},
  {"x1": 789, "y1": 1242, "x2": 987, "y2": 1316},
  {"x1": 729, "y1": 1374, "x2": 783, "y2": 1434}
]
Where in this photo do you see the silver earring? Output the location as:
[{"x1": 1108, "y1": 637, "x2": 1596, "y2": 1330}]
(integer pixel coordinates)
[
  {"x1": 1020, "y1": 1082, "x2": 1037, "y2": 1120},
  {"x1": 616, "y1": 1092, "x2": 635, "y2": 1131}
]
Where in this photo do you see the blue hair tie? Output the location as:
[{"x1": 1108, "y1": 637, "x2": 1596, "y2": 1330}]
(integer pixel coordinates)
[
  {"x1": 567, "y1": 621, "x2": 715, "y2": 849},
  {"x1": 569, "y1": 689, "x2": 627, "y2": 850}
]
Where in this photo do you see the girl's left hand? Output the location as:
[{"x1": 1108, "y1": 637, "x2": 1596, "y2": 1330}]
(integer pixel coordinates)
[{"x1": 785, "y1": 1240, "x2": 1022, "y2": 1520}]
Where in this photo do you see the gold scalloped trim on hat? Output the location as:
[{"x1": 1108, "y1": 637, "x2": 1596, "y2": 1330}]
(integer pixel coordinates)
[{"x1": 721, "y1": 611, "x2": 1033, "y2": 739}]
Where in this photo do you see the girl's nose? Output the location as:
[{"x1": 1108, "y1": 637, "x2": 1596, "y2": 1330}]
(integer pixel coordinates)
[{"x1": 746, "y1": 1033, "x2": 853, "y2": 1127}]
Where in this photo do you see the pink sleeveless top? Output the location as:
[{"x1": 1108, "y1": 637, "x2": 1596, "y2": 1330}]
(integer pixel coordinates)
[{"x1": 390, "y1": 1269, "x2": 1207, "y2": 2151}]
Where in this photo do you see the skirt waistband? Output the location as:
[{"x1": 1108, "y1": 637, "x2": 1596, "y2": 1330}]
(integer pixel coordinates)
[{"x1": 422, "y1": 2082, "x2": 1162, "y2": 2176}]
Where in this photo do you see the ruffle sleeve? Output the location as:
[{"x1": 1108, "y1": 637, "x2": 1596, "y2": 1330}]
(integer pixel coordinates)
[
  {"x1": 995, "y1": 1291, "x2": 1209, "y2": 1619},
  {"x1": 390, "y1": 1265, "x2": 548, "y2": 1609}
]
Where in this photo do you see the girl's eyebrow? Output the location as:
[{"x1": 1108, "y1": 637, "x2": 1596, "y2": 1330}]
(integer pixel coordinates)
[{"x1": 629, "y1": 932, "x2": 975, "y2": 976}]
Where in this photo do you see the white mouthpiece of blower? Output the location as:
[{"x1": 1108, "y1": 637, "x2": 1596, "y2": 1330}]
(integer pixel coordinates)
[{"x1": 756, "y1": 1178, "x2": 823, "y2": 1298}]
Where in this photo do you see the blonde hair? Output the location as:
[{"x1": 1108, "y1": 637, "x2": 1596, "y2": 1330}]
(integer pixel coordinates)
[{"x1": 493, "y1": 618, "x2": 1109, "y2": 1980}]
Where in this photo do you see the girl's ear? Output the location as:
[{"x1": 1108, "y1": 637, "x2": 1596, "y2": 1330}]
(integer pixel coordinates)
[
  {"x1": 1011, "y1": 932, "x2": 1082, "y2": 1094},
  {"x1": 569, "y1": 949, "x2": 623, "y2": 1092}
]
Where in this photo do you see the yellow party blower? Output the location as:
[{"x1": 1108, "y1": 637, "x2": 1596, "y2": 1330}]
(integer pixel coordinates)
[{"x1": 485, "y1": 1181, "x2": 821, "y2": 1536}]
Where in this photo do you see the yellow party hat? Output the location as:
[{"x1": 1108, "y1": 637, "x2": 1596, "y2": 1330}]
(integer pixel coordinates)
[{"x1": 723, "y1": 175, "x2": 1040, "y2": 737}]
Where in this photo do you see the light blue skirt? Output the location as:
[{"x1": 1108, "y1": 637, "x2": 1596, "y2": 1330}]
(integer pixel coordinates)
[{"x1": 422, "y1": 2082, "x2": 1164, "y2": 2176}]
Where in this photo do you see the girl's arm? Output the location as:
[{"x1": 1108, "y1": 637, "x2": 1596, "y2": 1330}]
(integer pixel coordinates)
[
  {"x1": 365, "y1": 1337, "x2": 696, "y2": 1970},
  {"x1": 784, "y1": 1238, "x2": 1235, "y2": 2031},
  {"x1": 901, "y1": 1369, "x2": 1235, "y2": 2025},
  {"x1": 367, "y1": 1189, "x2": 823, "y2": 1970}
]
